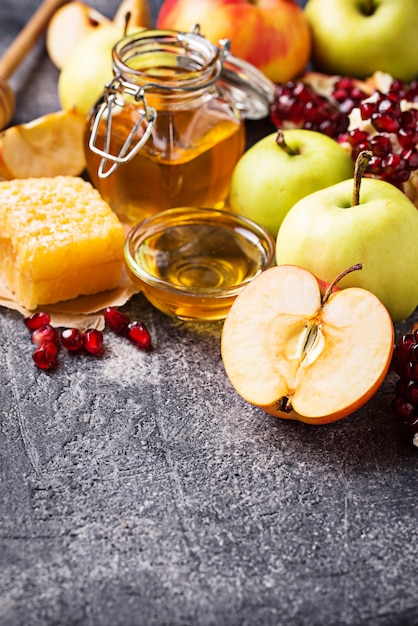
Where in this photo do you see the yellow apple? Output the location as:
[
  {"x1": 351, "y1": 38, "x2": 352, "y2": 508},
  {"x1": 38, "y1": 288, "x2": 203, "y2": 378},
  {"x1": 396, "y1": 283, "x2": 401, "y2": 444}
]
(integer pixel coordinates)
[
  {"x1": 113, "y1": 0, "x2": 152, "y2": 30},
  {"x1": 58, "y1": 22, "x2": 145, "y2": 117},
  {"x1": 0, "y1": 110, "x2": 86, "y2": 179},
  {"x1": 221, "y1": 264, "x2": 394, "y2": 425}
]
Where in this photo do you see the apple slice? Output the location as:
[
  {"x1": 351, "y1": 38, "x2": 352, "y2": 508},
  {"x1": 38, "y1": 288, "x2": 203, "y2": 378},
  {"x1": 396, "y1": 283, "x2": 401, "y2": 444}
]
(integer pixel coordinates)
[
  {"x1": 221, "y1": 264, "x2": 394, "y2": 425},
  {"x1": 0, "y1": 110, "x2": 86, "y2": 179},
  {"x1": 47, "y1": 0, "x2": 152, "y2": 70},
  {"x1": 46, "y1": 1, "x2": 111, "y2": 70}
]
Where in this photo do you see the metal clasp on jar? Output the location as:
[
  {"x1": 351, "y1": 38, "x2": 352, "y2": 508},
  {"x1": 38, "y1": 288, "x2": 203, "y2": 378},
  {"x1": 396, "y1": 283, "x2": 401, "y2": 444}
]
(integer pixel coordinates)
[{"x1": 88, "y1": 76, "x2": 157, "y2": 178}]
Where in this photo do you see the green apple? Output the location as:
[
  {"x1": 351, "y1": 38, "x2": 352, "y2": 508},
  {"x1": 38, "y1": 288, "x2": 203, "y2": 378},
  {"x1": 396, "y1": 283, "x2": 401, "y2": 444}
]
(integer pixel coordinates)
[
  {"x1": 276, "y1": 165, "x2": 418, "y2": 323},
  {"x1": 228, "y1": 129, "x2": 354, "y2": 238},
  {"x1": 58, "y1": 23, "x2": 145, "y2": 117},
  {"x1": 305, "y1": 0, "x2": 418, "y2": 82}
]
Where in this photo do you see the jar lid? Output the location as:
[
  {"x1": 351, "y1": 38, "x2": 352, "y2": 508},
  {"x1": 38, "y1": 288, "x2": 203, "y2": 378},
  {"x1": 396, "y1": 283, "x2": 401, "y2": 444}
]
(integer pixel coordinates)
[{"x1": 219, "y1": 55, "x2": 275, "y2": 120}]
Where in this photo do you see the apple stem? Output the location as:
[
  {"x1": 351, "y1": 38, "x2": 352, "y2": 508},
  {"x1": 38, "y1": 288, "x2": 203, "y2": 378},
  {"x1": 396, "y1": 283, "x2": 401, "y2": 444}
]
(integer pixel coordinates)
[
  {"x1": 352, "y1": 150, "x2": 373, "y2": 207},
  {"x1": 362, "y1": 0, "x2": 375, "y2": 16},
  {"x1": 275, "y1": 129, "x2": 297, "y2": 155},
  {"x1": 322, "y1": 263, "x2": 363, "y2": 305},
  {"x1": 123, "y1": 11, "x2": 131, "y2": 36}
]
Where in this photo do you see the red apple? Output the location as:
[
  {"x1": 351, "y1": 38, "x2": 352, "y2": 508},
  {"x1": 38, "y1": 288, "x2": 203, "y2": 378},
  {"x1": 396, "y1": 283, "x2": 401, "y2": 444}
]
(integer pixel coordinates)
[
  {"x1": 156, "y1": 0, "x2": 312, "y2": 83},
  {"x1": 221, "y1": 264, "x2": 394, "y2": 425}
]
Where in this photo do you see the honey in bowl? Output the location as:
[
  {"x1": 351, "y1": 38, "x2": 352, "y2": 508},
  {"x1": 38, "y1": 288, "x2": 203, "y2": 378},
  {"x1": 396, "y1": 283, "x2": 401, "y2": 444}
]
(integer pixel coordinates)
[{"x1": 124, "y1": 207, "x2": 276, "y2": 321}]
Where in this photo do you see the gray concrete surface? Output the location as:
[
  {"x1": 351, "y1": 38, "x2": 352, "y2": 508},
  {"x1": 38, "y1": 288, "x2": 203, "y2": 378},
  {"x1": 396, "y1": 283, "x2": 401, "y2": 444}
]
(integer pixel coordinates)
[{"x1": 0, "y1": 1, "x2": 417, "y2": 625}]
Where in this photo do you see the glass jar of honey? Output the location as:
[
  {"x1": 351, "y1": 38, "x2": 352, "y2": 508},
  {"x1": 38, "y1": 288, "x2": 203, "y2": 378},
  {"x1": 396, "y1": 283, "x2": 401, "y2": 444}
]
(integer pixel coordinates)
[{"x1": 85, "y1": 27, "x2": 274, "y2": 225}]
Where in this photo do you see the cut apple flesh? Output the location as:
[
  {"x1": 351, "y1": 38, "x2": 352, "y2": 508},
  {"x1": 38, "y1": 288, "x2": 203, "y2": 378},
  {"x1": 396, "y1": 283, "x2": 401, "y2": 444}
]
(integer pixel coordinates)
[
  {"x1": 0, "y1": 110, "x2": 86, "y2": 179},
  {"x1": 221, "y1": 265, "x2": 394, "y2": 425},
  {"x1": 46, "y1": 1, "x2": 111, "y2": 70}
]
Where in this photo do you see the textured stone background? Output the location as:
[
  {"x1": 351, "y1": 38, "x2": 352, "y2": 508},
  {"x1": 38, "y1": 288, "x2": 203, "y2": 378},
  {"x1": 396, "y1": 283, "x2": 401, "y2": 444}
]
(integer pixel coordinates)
[{"x1": 0, "y1": 1, "x2": 417, "y2": 625}]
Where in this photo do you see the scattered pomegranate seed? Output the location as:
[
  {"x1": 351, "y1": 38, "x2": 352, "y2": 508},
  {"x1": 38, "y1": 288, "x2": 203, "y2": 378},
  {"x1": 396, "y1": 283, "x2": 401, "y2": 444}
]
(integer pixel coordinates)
[
  {"x1": 104, "y1": 306, "x2": 130, "y2": 334},
  {"x1": 83, "y1": 328, "x2": 103, "y2": 354},
  {"x1": 61, "y1": 327, "x2": 84, "y2": 351},
  {"x1": 24, "y1": 311, "x2": 51, "y2": 332},
  {"x1": 31, "y1": 324, "x2": 59, "y2": 346},
  {"x1": 32, "y1": 341, "x2": 58, "y2": 370},
  {"x1": 25, "y1": 307, "x2": 154, "y2": 371},
  {"x1": 127, "y1": 321, "x2": 152, "y2": 350}
]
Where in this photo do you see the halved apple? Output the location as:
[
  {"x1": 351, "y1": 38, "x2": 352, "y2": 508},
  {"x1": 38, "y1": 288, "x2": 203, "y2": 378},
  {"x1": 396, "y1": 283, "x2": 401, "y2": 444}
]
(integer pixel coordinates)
[
  {"x1": 47, "y1": 0, "x2": 152, "y2": 70},
  {"x1": 0, "y1": 110, "x2": 86, "y2": 179},
  {"x1": 221, "y1": 264, "x2": 394, "y2": 425},
  {"x1": 46, "y1": 1, "x2": 111, "y2": 70}
]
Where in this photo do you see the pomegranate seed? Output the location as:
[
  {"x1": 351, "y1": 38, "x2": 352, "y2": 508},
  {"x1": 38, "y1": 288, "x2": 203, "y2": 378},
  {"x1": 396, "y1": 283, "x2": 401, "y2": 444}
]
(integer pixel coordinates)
[
  {"x1": 402, "y1": 149, "x2": 418, "y2": 171},
  {"x1": 318, "y1": 119, "x2": 336, "y2": 137},
  {"x1": 351, "y1": 142, "x2": 370, "y2": 161},
  {"x1": 395, "y1": 378, "x2": 410, "y2": 397},
  {"x1": 391, "y1": 396, "x2": 415, "y2": 422},
  {"x1": 359, "y1": 100, "x2": 378, "y2": 120},
  {"x1": 410, "y1": 343, "x2": 418, "y2": 363},
  {"x1": 339, "y1": 98, "x2": 357, "y2": 115},
  {"x1": 412, "y1": 363, "x2": 418, "y2": 383},
  {"x1": 407, "y1": 80, "x2": 418, "y2": 99},
  {"x1": 369, "y1": 134, "x2": 392, "y2": 157},
  {"x1": 292, "y1": 82, "x2": 313, "y2": 103},
  {"x1": 383, "y1": 152, "x2": 406, "y2": 174},
  {"x1": 32, "y1": 341, "x2": 58, "y2": 370},
  {"x1": 24, "y1": 311, "x2": 51, "y2": 332},
  {"x1": 398, "y1": 127, "x2": 418, "y2": 150},
  {"x1": 367, "y1": 155, "x2": 384, "y2": 176},
  {"x1": 83, "y1": 328, "x2": 103, "y2": 354},
  {"x1": 389, "y1": 79, "x2": 406, "y2": 95},
  {"x1": 371, "y1": 112, "x2": 400, "y2": 133},
  {"x1": 351, "y1": 87, "x2": 367, "y2": 101},
  {"x1": 377, "y1": 98, "x2": 401, "y2": 117},
  {"x1": 31, "y1": 324, "x2": 59, "y2": 346},
  {"x1": 396, "y1": 334, "x2": 414, "y2": 361},
  {"x1": 406, "y1": 383, "x2": 418, "y2": 407},
  {"x1": 393, "y1": 168, "x2": 411, "y2": 184},
  {"x1": 392, "y1": 355, "x2": 411, "y2": 380},
  {"x1": 400, "y1": 109, "x2": 417, "y2": 130},
  {"x1": 331, "y1": 87, "x2": 348, "y2": 102},
  {"x1": 127, "y1": 321, "x2": 152, "y2": 350},
  {"x1": 347, "y1": 128, "x2": 369, "y2": 146},
  {"x1": 288, "y1": 100, "x2": 306, "y2": 125},
  {"x1": 334, "y1": 77, "x2": 353, "y2": 90},
  {"x1": 61, "y1": 327, "x2": 84, "y2": 351},
  {"x1": 104, "y1": 306, "x2": 130, "y2": 334}
]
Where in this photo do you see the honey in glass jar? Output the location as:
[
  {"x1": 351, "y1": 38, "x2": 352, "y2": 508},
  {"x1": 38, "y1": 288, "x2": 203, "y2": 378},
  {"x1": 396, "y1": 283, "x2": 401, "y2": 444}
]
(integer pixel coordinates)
[{"x1": 85, "y1": 27, "x2": 247, "y2": 225}]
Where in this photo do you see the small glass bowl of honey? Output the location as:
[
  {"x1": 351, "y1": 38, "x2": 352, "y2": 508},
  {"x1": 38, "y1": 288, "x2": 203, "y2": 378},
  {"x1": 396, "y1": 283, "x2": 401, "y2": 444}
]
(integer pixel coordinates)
[{"x1": 124, "y1": 207, "x2": 276, "y2": 321}]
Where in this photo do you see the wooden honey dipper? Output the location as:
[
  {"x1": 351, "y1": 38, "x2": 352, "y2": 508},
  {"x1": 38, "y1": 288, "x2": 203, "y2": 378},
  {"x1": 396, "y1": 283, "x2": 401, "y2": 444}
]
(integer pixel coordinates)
[{"x1": 0, "y1": 0, "x2": 69, "y2": 130}]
